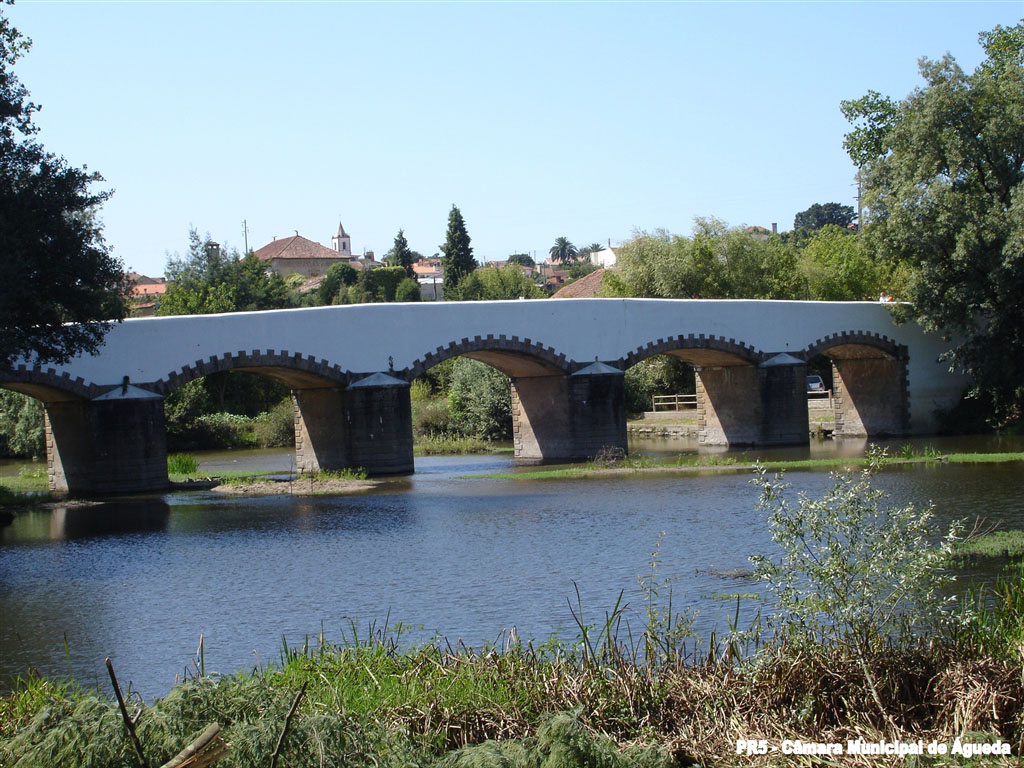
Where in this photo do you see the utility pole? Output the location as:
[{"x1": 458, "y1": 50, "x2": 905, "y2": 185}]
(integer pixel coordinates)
[{"x1": 242, "y1": 219, "x2": 250, "y2": 253}]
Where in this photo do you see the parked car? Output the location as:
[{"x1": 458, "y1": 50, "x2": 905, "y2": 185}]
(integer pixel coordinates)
[{"x1": 806, "y1": 375, "x2": 825, "y2": 392}]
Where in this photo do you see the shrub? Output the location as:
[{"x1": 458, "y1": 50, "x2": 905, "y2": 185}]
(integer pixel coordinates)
[
  {"x1": 253, "y1": 399, "x2": 295, "y2": 448},
  {"x1": 750, "y1": 451, "x2": 965, "y2": 653},
  {"x1": 395, "y1": 277, "x2": 421, "y2": 302}
]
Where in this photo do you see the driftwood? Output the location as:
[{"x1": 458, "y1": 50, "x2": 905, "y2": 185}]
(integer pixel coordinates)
[{"x1": 159, "y1": 723, "x2": 229, "y2": 768}]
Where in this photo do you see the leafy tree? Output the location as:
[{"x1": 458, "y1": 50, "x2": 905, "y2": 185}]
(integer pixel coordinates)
[
  {"x1": 159, "y1": 229, "x2": 294, "y2": 315},
  {"x1": 549, "y1": 236, "x2": 578, "y2": 263},
  {"x1": 447, "y1": 358, "x2": 512, "y2": 440},
  {"x1": 440, "y1": 205, "x2": 475, "y2": 296},
  {"x1": 0, "y1": 389, "x2": 43, "y2": 457},
  {"x1": 317, "y1": 261, "x2": 357, "y2": 305},
  {"x1": 450, "y1": 264, "x2": 545, "y2": 301},
  {"x1": 842, "y1": 22, "x2": 1024, "y2": 417},
  {"x1": 395, "y1": 277, "x2": 421, "y2": 302},
  {"x1": 0, "y1": 6, "x2": 128, "y2": 366},
  {"x1": 506, "y1": 253, "x2": 535, "y2": 268},
  {"x1": 615, "y1": 220, "x2": 804, "y2": 300},
  {"x1": 624, "y1": 355, "x2": 694, "y2": 416},
  {"x1": 385, "y1": 229, "x2": 415, "y2": 278},
  {"x1": 800, "y1": 225, "x2": 880, "y2": 301},
  {"x1": 793, "y1": 202, "x2": 857, "y2": 233}
]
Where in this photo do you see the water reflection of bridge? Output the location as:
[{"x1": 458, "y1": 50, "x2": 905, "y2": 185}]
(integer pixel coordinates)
[{"x1": 1, "y1": 299, "x2": 966, "y2": 494}]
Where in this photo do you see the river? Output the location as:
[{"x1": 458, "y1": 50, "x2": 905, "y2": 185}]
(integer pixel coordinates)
[{"x1": 2, "y1": 434, "x2": 1023, "y2": 698}]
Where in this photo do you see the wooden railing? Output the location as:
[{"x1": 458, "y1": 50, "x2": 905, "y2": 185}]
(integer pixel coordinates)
[
  {"x1": 807, "y1": 389, "x2": 834, "y2": 409},
  {"x1": 651, "y1": 394, "x2": 698, "y2": 411},
  {"x1": 651, "y1": 391, "x2": 834, "y2": 411}
]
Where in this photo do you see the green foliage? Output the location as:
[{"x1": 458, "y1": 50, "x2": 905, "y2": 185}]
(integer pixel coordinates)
[
  {"x1": 448, "y1": 358, "x2": 512, "y2": 440},
  {"x1": 548, "y1": 236, "x2": 578, "y2": 263},
  {"x1": 567, "y1": 261, "x2": 597, "y2": 280},
  {"x1": 252, "y1": 397, "x2": 295, "y2": 448},
  {"x1": 450, "y1": 265, "x2": 545, "y2": 301},
  {"x1": 793, "y1": 202, "x2": 856, "y2": 233},
  {"x1": 506, "y1": 253, "x2": 535, "y2": 267},
  {"x1": 159, "y1": 230, "x2": 295, "y2": 316},
  {"x1": 0, "y1": 389, "x2": 44, "y2": 458},
  {"x1": 800, "y1": 224, "x2": 880, "y2": 300},
  {"x1": 615, "y1": 221, "x2": 805, "y2": 300},
  {"x1": 167, "y1": 452, "x2": 199, "y2": 475},
  {"x1": 750, "y1": 454, "x2": 964, "y2": 652},
  {"x1": 842, "y1": 22, "x2": 1024, "y2": 418},
  {"x1": 441, "y1": 205, "x2": 476, "y2": 296},
  {"x1": 624, "y1": 355, "x2": 694, "y2": 416},
  {"x1": 438, "y1": 712, "x2": 672, "y2": 768},
  {"x1": 385, "y1": 228, "x2": 415, "y2": 277},
  {"x1": 395, "y1": 277, "x2": 422, "y2": 302},
  {"x1": 316, "y1": 261, "x2": 357, "y2": 305},
  {"x1": 0, "y1": 7, "x2": 128, "y2": 366},
  {"x1": 373, "y1": 266, "x2": 408, "y2": 302}
]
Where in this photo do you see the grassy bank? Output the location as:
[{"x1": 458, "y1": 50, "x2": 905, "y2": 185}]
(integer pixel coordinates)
[{"x1": 4, "y1": 630, "x2": 1020, "y2": 767}]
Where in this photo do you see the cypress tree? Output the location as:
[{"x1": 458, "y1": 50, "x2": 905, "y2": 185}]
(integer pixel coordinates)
[
  {"x1": 440, "y1": 205, "x2": 475, "y2": 297},
  {"x1": 387, "y1": 229, "x2": 415, "y2": 278}
]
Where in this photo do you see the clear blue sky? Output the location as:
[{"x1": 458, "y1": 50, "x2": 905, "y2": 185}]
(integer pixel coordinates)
[{"x1": 8, "y1": 1, "x2": 1022, "y2": 276}]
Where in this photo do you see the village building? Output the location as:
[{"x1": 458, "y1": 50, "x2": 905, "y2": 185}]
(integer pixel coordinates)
[{"x1": 254, "y1": 222, "x2": 374, "y2": 278}]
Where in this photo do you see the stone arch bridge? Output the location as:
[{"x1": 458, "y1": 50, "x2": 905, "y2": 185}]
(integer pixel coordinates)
[{"x1": 1, "y1": 299, "x2": 966, "y2": 494}]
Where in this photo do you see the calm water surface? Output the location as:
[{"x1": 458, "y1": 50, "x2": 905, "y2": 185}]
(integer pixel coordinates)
[{"x1": 2, "y1": 436, "x2": 1023, "y2": 697}]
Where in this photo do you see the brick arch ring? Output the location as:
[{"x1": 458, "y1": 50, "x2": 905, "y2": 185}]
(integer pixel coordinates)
[
  {"x1": 0, "y1": 365, "x2": 98, "y2": 400},
  {"x1": 619, "y1": 334, "x2": 765, "y2": 370},
  {"x1": 404, "y1": 335, "x2": 571, "y2": 380},
  {"x1": 802, "y1": 331, "x2": 908, "y2": 361},
  {"x1": 152, "y1": 349, "x2": 351, "y2": 395}
]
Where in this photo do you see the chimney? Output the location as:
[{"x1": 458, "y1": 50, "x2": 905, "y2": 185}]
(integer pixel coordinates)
[{"x1": 771, "y1": 223, "x2": 777, "y2": 234}]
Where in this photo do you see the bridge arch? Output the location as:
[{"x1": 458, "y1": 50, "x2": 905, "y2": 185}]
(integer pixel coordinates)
[
  {"x1": 405, "y1": 334, "x2": 570, "y2": 380},
  {"x1": 620, "y1": 334, "x2": 764, "y2": 370},
  {"x1": 152, "y1": 348, "x2": 350, "y2": 394},
  {"x1": 802, "y1": 331, "x2": 910, "y2": 438},
  {"x1": 621, "y1": 335, "x2": 775, "y2": 446},
  {"x1": 0, "y1": 366, "x2": 96, "y2": 402}
]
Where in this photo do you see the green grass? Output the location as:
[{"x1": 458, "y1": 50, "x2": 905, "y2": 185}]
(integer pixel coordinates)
[
  {"x1": 955, "y1": 529, "x2": 1024, "y2": 559},
  {"x1": 167, "y1": 452, "x2": 199, "y2": 475},
  {"x1": 0, "y1": 463, "x2": 50, "y2": 494},
  {"x1": 414, "y1": 433, "x2": 510, "y2": 456},
  {"x1": 464, "y1": 451, "x2": 1024, "y2": 481}
]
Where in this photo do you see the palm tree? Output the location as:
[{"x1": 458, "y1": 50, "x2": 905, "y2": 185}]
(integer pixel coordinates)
[{"x1": 549, "y1": 237, "x2": 578, "y2": 264}]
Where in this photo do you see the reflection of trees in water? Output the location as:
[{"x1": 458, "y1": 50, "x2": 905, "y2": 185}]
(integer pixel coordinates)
[{"x1": 48, "y1": 499, "x2": 170, "y2": 540}]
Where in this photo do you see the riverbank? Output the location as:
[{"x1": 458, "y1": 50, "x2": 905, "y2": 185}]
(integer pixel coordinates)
[
  {"x1": 3, "y1": 607, "x2": 1022, "y2": 767},
  {"x1": 465, "y1": 450, "x2": 1024, "y2": 481}
]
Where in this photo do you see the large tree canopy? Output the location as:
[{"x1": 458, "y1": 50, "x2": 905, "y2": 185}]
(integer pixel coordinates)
[
  {"x1": 793, "y1": 202, "x2": 857, "y2": 233},
  {"x1": 842, "y1": 22, "x2": 1024, "y2": 415},
  {"x1": 0, "y1": 5, "x2": 128, "y2": 366}
]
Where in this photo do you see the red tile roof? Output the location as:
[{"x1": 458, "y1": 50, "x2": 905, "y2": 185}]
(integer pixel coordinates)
[
  {"x1": 253, "y1": 235, "x2": 343, "y2": 262},
  {"x1": 551, "y1": 268, "x2": 610, "y2": 298}
]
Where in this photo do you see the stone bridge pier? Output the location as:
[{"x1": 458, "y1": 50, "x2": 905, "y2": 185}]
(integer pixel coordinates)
[
  {"x1": 511, "y1": 362, "x2": 627, "y2": 462},
  {"x1": 18, "y1": 383, "x2": 169, "y2": 495},
  {"x1": 293, "y1": 373, "x2": 414, "y2": 476},
  {"x1": 695, "y1": 353, "x2": 809, "y2": 447}
]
